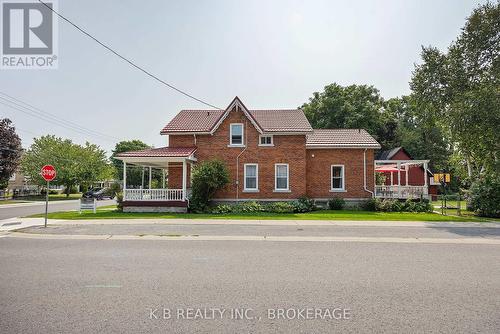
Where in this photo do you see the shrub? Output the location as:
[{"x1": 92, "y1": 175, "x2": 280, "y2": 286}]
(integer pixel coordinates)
[
  {"x1": 116, "y1": 192, "x2": 123, "y2": 212},
  {"x1": 375, "y1": 198, "x2": 432, "y2": 212},
  {"x1": 266, "y1": 201, "x2": 296, "y2": 213},
  {"x1": 211, "y1": 204, "x2": 233, "y2": 214},
  {"x1": 292, "y1": 196, "x2": 316, "y2": 213},
  {"x1": 468, "y1": 174, "x2": 500, "y2": 218},
  {"x1": 189, "y1": 159, "x2": 230, "y2": 212},
  {"x1": 234, "y1": 201, "x2": 264, "y2": 213},
  {"x1": 362, "y1": 198, "x2": 378, "y2": 211},
  {"x1": 328, "y1": 197, "x2": 345, "y2": 210},
  {"x1": 109, "y1": 182, "x2": 121, "y2": 197}
]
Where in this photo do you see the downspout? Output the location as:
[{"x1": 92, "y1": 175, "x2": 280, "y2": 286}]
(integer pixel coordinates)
[
  {"x1": 235, "y1": 119, "x2": 248, "y2": 202},
  {"x1": 363, "y1": 148, "x2": 374, "y2": 197}
]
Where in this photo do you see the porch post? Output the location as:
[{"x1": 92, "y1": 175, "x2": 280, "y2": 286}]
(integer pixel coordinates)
[
  {"x1": 148, "y1": 167, "x2": 152, "y2": 189},
  {"x1": 424, "y1": 162, "x2": 428, "y2": 188},
  {"x1": 406, "y1": 165, "x2": 409, "y2": 186},
  {"x1": 162, "y1": 169, "x2": 165, "y2": 188},
  {"x1": 123, "y1": 161, "x2": 127, "y2": 199},
  {"x1": 182, "y1": 160, "x2": 187, "y2": 201},
  {"x1": 397, "y1": 162, "x2": 401, "y2": 198}
]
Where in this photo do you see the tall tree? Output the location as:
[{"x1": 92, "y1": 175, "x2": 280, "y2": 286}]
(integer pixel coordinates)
[
  {"x1": 0, "y1": 119, "x2": 22, "y2": 189},
  {"x1": 21, "y1": 135, "x2": 109, "y2": 196},
  {"x1": 410, "y1": 2, "x2": 500, "y2": 180}
]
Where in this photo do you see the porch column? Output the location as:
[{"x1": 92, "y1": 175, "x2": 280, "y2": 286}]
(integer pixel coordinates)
[
  {"x1": 148, "y1": 167, "x2": 152, "y2": 189},
  {"x1": 397, "y1": 162, "x2": 401, "y2": 198},
  {"x1": 123, "y1": 161, "x2": 127, "y2": 199},
  {"x1": 406, "y1": 165, "x2": 409, "y2": 186},
  {"x1": 182, "y1": 160, "x2": 187, "y2": 201},
  {"x1": 162, "y1": 169, "x2": 165, "y2": 188}
]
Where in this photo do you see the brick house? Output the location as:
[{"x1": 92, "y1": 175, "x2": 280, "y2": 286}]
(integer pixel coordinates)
[{"x1": 115, "y1": 97, "x2": 381, "y2": 212}]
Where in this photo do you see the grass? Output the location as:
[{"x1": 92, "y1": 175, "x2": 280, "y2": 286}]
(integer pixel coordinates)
[
  {"x1": 19, "y1": 193, "x2": 83, "y2": 202},
  {"x1": 27, "y1": 205, "x2": 492, "y2": 222},
  {"x1": 0, "y1": 200, "x2": 28, "y2": 205}
]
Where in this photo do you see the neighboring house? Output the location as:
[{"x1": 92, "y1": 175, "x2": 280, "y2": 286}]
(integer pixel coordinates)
[
  {"x1": 115, "y1": 97, "x2": 381, "y2": 212},
  {"x1": 374, "y1": 147, "x2": 438, "y2": 200},
  {"x1": 2, "y1": 168, "x2": 39, "y2": 199}
]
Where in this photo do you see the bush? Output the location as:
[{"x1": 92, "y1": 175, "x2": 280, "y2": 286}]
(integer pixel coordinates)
[
  {"x1": 211, "y1": 204, "x2": 233, "y2": 214},
  {"x1": 375, "y1": 198, "x2": 432, "y2": 212},
  {"x1": 189, "y1": 159, "x2": 230, "y2": 213},
  {"x1": 292, "y1": 196, "x2": 316, "y2": 213},
  {"x1": 234, "y1": 201, "x2": 264, "y2": 213},
  {"x1": 266, "y1": 201, "x2": 296, "y2": 213},
  {"x1": 468, "y1": 174, "x2": 500, "y2": 218},
  {"x1": 109, "y1": 182, "x2": 121, "y2": 197},
  {"x1": 328, "y1": 197, "x2": 345, "y2": 210},
  {"x1": 116, "y1": 192, "x2": 123, "y2": 212},
  {"x1": 362, "y1": 198, "x2": 378, "y2": 211}
]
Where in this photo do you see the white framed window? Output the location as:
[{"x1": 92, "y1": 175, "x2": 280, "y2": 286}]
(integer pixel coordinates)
[
  {"x1": 331, "y1": 165, "x2": 345, "y2": 191},
  {"x1": 244, "y1": 164, "x2": 258, "y2": 191},
  {"x1": 229, "y1": 123, "x2": 244, "y2": 146},
  {"x1": 259, "y1": 135, "x2": 273, "y2": 146},
  {"x1": 275, "y1": 163, "x2": 289, "y2": 191}
]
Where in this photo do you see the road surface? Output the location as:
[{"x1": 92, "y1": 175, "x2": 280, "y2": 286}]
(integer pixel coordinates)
[
  {"x1": 1, "y1": 225, "x2": 499, "y2": 333},
  {"x1": 0, "y1": 199, "x2": 115, "y2": 220}
]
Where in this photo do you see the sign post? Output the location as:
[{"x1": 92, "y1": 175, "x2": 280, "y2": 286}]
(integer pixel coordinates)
[{"x1": 40, "y1": 165, "x2": 56, "y2": 228}]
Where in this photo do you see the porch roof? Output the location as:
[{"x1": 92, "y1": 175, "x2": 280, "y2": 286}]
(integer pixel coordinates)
[{"x1": 115, "y1": 146, "x2": 196, "y2": 158}]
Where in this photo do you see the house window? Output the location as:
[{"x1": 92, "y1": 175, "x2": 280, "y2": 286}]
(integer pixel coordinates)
[
  {"x1": 275, "y1": 164, "x2": 289, "y2": 191},
  {"x1": 331, "y1": 165, "x2": 345, "y2": 191},
  {"x1": 230, "y1": 123, "x2": 244, "y2": 146},
  {"x1": 244, "y1": 164, "x2": 258, "y2": 191},
  {"x1": 259, "y1": 135, "x2": 273, "y2": 146}
]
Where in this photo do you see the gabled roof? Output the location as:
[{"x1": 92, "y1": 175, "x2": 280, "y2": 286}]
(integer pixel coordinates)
[
  {"x1": 306, "y1": 129, "x2": 381, "y2": 148},
  {"x1": 115, "y1": 147, "x2": 196, "y2": 158},
  {"x1": 376, "y1": 147, "x2": 412, "y2": 160},
  {"x1": 160, "y1": 96, "x2": 312, "y2": 135}
]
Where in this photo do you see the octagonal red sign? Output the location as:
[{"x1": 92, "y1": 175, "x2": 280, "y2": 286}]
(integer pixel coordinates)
[{"x1": 41, "y1": 165, "x2": 56, "y2": 181}]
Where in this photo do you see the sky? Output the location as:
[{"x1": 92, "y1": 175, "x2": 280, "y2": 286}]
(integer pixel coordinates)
[{"x1": 0, "y1": 0, "x2": 487, "y2": 154}]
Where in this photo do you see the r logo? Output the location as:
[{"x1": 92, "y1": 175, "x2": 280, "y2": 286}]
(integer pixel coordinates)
[{"x1": 2, "y1": 1, "x2": 53, "y2": 54}]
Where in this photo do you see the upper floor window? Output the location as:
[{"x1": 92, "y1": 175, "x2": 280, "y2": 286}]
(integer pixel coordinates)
[
  {"x1": 275, "y1": 164, "x2": 289, "y2": 191},
  {"x1": 331, "y1": 165, "x2": 345, "y2": 191},
  {"x1": 259, "y1": 135, "x2": 273, "y2": 146},
  {"x1": 230, "y1": 123, "x2": 244, "y2": 146}
]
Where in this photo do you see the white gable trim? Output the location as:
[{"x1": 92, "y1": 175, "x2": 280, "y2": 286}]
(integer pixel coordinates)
[{"x1": 209, "y1": 97, "x2": 263, "y2": 134}]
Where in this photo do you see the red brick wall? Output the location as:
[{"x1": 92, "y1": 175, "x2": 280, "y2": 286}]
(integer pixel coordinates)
[
  {"x1": 168, "y1": 106, "x2": 307, "y2": 200},
  {"x1": 306, "y1": 149, "x2": 375, "y2": 199}
]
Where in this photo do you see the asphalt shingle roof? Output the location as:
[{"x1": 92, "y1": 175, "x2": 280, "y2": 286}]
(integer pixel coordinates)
[
  {"x1": 160, "y1": 109, "x2": 312, "y2": 134},
  {"x1": 306, "y1": 129, "x2": 381, "y2": 148}
]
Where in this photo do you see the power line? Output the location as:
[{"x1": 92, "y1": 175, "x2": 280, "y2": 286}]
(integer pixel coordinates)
[
  {"x1": 0, "y1": 91, "x2": 120, "y2": 141},
  {"x1": 0, "y1": 99, "x2": 117, "y2": 143},
  {"x1": 38, "y1": 0, "x2": 222, "y2": 110}
]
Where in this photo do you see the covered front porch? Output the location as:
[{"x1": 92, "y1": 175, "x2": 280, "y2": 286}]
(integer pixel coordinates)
[
  {"x1": 374, "y1": 159, "x2": 430, "y2": 199},
  {"x1": 115, "y1": 147, "x2": 196, "y2": 212}
]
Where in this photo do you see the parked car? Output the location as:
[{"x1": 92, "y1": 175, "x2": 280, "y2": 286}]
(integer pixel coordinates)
[{"x1": 82, "y1": 187, "x2": 114, "y2": 200}]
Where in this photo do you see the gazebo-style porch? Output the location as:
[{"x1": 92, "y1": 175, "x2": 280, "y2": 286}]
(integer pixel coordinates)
[
  {"x1": 114, "y1": 147, "x2": 196, "y2": 212},
  {"x1": 374, "y1": 159, "x2": 430, "y2": 199}
]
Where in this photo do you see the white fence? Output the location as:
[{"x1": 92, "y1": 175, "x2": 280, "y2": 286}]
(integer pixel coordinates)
[
  {"x1": 124, "y1": 189, "x2": 185, "y2": 201},
  {"x1": 375, "y1": 185, "x2": 428, "y2": 199}
]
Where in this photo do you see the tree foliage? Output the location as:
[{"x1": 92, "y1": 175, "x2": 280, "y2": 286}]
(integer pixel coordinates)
[
  {"x1": 0, "y1": 119, "x2": 22, "y2": 189},
  {"x1": 410, "y1": 2, "x2": 500, "y2": 180},
  {"x1": 21, "y1": 135, "x2": 109, "y2": 196},
  {"x1": 189, "y1": 159, "x2": 230, "y2": 212}
]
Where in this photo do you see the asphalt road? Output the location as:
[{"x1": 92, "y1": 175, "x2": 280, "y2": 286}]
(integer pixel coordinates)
[
  {"x1": 1, "y1": 236, "x2": 499, "y2": 333},
  {"x1": 0, "y1": 199, "x2": 115, "y2": 220}
]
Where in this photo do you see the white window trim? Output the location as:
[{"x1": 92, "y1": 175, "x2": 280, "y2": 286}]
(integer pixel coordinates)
[
  {"x1": 258, "y1": 135, "x2": 274, "y2": 147},
  {"x1": 243, "y1": 163, "x2": 259, "y2": 192},
  {"x1": 330, "y1": 164, "x2": 346, "y2": 192},
  {"x1": 274, "y1": 163, "x2": 290, "y2": 192},
  {"x1": 229, "y1": 123, "x2": 245, "y2": 147}
]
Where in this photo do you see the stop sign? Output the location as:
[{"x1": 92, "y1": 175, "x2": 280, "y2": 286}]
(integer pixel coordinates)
[{"x1": 41, "y1": 165, "x2": 56, "y2": 181}]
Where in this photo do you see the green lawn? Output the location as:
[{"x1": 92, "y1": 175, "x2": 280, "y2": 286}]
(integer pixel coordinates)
[
  {"x1": 20, "y1": 193, "x2": 83, "y2": 202},
  {"x1": 0, "y1": 200, "x2": 28, "y2": 205},
  {"x1": 27, "y1": 205, "x2": 492, "y2": 222}
]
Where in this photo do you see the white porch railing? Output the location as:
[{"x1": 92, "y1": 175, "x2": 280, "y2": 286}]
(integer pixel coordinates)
[
  {"x1": 375, "y1": 185, "x2": 429, "y2": 199},
  {"x1": 124, "y1": 189, "x2": 186, "y2": 201}
]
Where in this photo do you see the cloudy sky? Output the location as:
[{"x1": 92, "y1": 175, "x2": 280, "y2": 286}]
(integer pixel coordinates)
[{"x1": 1, "y1": 0, "x2": 486, "y2": 154}]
